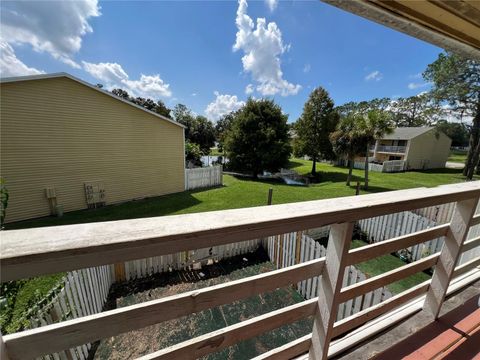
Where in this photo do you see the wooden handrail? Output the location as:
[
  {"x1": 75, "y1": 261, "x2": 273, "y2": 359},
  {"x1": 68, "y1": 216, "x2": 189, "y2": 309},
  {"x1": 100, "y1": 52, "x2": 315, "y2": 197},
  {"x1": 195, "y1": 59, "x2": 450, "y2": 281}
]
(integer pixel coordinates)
[
  {"x1": 2, "y1": 182, "x2": 480, "y2": 282},
  {"x1": 2, "y1": 257, "x2": 325, "y2": 359}
]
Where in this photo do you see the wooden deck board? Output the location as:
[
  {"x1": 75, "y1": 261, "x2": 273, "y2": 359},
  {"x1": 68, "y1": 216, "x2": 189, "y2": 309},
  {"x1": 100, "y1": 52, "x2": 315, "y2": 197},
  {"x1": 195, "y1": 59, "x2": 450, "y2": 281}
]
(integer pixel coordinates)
[{"x1": 373, "y1": 295, "x2": 480, "y2": 360}]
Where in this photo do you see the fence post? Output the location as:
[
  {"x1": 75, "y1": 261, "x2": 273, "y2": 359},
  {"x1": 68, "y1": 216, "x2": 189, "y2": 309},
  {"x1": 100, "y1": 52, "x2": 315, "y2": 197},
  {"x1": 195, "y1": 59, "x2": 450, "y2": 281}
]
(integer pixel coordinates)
[
  {"x1": 267, "y1": 188, "x2": 273, "y2": 205},
  {"x1": 424, "y1": 197, "x2": 479, "y2": 319},
  {"x1": 309, "y1": 222, "x2": 354, "y2": 360}
]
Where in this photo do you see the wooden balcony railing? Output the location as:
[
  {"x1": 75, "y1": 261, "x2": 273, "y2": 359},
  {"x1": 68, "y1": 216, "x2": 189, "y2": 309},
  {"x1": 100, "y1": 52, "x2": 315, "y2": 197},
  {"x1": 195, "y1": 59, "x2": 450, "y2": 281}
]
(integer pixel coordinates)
[{"x1": 1, "y1": 181, "x2": 480, "y2": 360}]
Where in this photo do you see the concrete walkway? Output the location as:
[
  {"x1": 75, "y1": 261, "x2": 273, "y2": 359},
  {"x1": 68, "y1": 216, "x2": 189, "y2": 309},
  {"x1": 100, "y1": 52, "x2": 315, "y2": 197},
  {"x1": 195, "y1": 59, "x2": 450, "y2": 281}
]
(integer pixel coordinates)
[{"x1": 446, "y1": 161, "x2": 465, "y2": 169}]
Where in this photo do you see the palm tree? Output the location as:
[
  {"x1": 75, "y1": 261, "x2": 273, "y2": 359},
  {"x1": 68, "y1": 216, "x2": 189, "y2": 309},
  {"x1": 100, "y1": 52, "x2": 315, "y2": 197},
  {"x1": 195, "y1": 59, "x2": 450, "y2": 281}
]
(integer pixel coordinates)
[
  {"x1": 358, "y1": 110, "x2": 394, "y2": 190},
  {"x1": 329, "y1": 115, "x2": 368, "y2": 186}
]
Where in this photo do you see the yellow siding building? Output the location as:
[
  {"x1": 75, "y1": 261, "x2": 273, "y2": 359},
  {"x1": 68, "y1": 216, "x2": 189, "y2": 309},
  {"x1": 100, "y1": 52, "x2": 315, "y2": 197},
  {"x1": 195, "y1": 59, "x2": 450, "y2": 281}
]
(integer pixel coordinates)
[{"x1": 0, "y1": 73, "x2": 185, "y2": 223}]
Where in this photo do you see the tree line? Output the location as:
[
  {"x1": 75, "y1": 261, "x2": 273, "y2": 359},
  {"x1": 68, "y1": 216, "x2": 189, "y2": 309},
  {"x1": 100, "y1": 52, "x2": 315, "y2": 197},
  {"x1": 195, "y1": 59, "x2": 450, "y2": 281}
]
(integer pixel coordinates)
[{"x1": 106, "y1": 51, "x2": 478, "y2": 184}]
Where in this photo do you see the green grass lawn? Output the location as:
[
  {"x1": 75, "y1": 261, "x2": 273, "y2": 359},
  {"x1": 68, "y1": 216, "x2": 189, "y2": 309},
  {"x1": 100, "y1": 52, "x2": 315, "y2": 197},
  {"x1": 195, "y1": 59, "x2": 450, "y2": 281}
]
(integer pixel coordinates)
[
  {"x1": 350, "y1": 240, "x2": 431, "y2": 294},
  {"x1": 7, "y1": 159, "x2": 473, "y2": 230},
  {"x1": 448, "y1": 149, "x2": 468, "y2": 163}
]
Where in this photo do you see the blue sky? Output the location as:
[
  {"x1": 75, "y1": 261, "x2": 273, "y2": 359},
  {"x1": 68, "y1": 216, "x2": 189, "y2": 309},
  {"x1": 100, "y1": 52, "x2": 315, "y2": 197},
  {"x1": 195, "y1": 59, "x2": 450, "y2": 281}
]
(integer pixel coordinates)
[{"x1": 0, "y1": 0, "x2": 441, "y2": 122}]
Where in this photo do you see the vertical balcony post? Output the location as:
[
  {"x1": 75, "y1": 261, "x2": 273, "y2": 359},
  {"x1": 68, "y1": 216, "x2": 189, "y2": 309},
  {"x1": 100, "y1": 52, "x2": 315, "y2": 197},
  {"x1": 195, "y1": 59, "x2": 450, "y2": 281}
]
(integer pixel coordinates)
[
  {"x1": 309, "y1": 222, "x2": 354, "y2": 360},
  {"x1": 424, "y1": 197, "x2": 479, "y2": 319}
]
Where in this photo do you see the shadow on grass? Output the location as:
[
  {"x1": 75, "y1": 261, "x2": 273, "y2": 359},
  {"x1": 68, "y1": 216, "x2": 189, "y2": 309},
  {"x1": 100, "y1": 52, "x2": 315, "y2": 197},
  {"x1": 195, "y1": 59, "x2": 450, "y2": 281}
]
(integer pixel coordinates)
[{"x1": 7, "y1": 191, "x2": 203, "y2": 230}]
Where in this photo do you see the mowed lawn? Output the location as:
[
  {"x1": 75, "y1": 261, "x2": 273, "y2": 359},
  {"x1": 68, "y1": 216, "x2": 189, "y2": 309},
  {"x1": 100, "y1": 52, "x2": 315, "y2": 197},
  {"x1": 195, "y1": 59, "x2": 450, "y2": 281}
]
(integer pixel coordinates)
[
  {"x1": 448, "y1": 149, "x2": 468, "y2": 163},
  {"x1": 7, "y1": 159, "x2": 473, "y2": 230}
]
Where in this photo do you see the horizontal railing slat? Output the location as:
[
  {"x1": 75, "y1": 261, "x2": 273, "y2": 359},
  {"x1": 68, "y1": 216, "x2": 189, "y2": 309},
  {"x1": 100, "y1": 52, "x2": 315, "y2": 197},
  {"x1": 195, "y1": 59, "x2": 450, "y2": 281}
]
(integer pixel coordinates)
[
  {"x1": 251, "y1": 334, "x2": 311, "y2": 360},
  {"x1": 2, "y1": 257, "x2": 324, "y2": 359},
  {"x1": 346, "y1": 224, "x2": 448, "y2": 266},
  {"x1": 253, "y1": 269, "x2": 480, "y2": 360},
  {"x1": 462, "y1": 235, "x2": 480, "y2": 253},
  {"x1": 136, "y1": 298, "x2": 318, "y2": 360},
  {"x1": 332, "y1": 282, "x2": 430, "y2": 337},
  {"x1": 2, "y1": 182, "x2": 480, "y2": 282},
  {"x1": 339, "y1": 254, "x2": 439, "y2": 303},
  {"x1": 470, "y1": 213, "x2": 480, "y2": 226},
  {"x1": 453, "y1": 256, "x2": 480, "y2": 278}
]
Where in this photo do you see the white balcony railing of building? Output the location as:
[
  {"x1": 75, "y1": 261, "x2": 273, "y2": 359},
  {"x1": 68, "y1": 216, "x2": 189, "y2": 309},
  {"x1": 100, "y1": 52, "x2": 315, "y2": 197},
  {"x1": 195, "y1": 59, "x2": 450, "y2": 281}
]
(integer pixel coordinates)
[
  {"x1": 374, "y1": 145, "x2": 407, "y2": 153},
  {"x1": 1, "y1": 182, "x2": 480, "y2": 360}
]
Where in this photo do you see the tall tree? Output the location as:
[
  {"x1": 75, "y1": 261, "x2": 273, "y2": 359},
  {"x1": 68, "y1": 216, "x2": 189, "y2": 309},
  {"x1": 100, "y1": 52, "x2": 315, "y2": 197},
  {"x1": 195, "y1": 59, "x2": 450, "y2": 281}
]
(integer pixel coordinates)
[
  {"x1": 435, "y1": 120, "x2": 469, "y2": 147},
  {"x1": 357, "y1": 110, "x2": 394, "y2": 189},
  {"x1": 173, "y1": 104, "x2": 196, "y2": 139},
  {"x1": 225, "y1": 98, "x2": 291, "y2": 178},
  {"x1": 423, "y1": 52, "x2": 480, "y2": 178},
  {"x1": 293, "y1": 87, "x2": 339, "y2": 174},
  {"x1": 215, "y1": 111, "x2": 236, "y2": 152},
  {"x1": 191, "y1": 116, "x2": 216, "y2": 154},
  {"x1": 329, "y1": 115, "x2": 369, "y2": 186},
  {"x1": 110, "y1": 89, "x2": 172, "y2": 118},
  {"x1": 154, "y1": 100, "x2": 172, "y2": 118},
  {"x1": 390, "y1": 94, "x2": 443, "y2": 127}
]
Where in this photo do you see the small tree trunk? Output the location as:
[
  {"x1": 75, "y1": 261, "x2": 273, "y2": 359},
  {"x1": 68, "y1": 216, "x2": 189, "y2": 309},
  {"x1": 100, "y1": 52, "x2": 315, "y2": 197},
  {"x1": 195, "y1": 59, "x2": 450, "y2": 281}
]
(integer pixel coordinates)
[
  {"x1": 311, "y1": 156, "x2": 317, "y2": 175},
  {"x1": 466, "y1": 139, "x2": 480, "y2": 179},
  {"x1": 364, "y1": 143, "x2": 369, "y2": 190},
  {"x1": 346, "y1": 157, "x2": 353, "y2": 186},
  {"x1": 464, "y1": 107, "x2": 480, "y2": 177}
]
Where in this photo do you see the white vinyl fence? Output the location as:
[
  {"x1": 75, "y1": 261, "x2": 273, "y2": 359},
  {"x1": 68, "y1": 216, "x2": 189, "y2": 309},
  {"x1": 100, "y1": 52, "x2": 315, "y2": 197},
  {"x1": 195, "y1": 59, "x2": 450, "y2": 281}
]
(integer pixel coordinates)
[
  {"x1": 185, "y1": 165, "x2": 222, "y2": 190},
  {"x1": 119, "y1": 239, "x2": 262, "y2": 281},
  {"x1": 262, "y1": 231, "x2": 393, "y2": 321},
  {"x1": 336, "y1": 159, "x2": 405, "y2": 173},
  {"x1": 358, "y1": 211, "x2": 442, "y2": 262},
  {"x1": 26, "y1": 266, "x2": 113, "y2": 360},
  {"x1": 359, "y1": 203, "x2": 480, "y2": 265}
]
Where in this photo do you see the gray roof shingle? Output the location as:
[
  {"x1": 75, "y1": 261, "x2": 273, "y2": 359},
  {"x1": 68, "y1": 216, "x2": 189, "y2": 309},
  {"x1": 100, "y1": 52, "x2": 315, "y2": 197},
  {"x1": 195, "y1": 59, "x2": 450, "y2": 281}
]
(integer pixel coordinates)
[{"x1": 381, "y1": 127, "x2": 434, "y2": 140}]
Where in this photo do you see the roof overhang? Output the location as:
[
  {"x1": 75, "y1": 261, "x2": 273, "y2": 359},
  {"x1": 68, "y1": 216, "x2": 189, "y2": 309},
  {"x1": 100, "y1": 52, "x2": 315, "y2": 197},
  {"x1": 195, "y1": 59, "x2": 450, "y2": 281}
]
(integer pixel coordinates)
[{"x1": 321, "y1": 0, "x2": 480, "y2": 61}]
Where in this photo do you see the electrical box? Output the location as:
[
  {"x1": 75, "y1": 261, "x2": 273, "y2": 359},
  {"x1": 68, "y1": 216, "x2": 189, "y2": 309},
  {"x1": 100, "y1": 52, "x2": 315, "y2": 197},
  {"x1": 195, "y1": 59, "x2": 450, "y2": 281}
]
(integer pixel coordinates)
[{"x1": 84, "y1": 181, "x2": 106, "y2": 208}]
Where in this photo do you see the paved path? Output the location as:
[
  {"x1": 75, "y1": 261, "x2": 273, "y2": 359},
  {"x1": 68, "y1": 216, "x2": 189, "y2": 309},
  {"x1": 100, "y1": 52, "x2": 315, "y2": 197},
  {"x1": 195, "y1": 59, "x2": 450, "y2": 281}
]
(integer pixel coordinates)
[{"x1": 446, "y1": 161, "x2": 465, "y2": 169}]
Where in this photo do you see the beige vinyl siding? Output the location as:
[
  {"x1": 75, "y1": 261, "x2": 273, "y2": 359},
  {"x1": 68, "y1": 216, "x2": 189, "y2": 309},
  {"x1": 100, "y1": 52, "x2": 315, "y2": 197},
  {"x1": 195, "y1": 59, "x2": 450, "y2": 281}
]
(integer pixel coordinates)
[
  {"x1": 1, "y1": 77, "x2": 185, "y2": 223},
  {"x1": 405, "y1": 130, "x2": 452, "y2": 170}
]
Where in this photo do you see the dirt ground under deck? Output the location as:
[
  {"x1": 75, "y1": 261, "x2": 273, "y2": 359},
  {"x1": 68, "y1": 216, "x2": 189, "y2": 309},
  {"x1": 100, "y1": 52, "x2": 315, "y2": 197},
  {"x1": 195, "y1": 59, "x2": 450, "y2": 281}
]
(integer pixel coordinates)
[{"x1": 93, "y1": 248, "x2": 313, "y2": 359}]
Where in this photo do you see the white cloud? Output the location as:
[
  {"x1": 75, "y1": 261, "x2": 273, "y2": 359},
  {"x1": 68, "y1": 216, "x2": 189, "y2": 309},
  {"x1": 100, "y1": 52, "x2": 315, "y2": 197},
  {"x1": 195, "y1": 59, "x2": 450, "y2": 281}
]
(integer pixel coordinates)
[
  {"x1": 409, "y1": 73, "x2": 422, "y2": 79},
  {"x1": 245, "y1": 84, "x2": 254, "y2": 95},
  {"x1": 303, "y1": 64, "x2": 311, "y2": 73},
  {"x1": 265, "y1": 0, "x2": 278, "y2": 11},
  {"x1": 408, "y1": 82, "x2": 429, "y2": 90},
  {"x1": 365, "y1": 70, "x2": 383, "y2": 81},
  {"x1": 233, "y1": 0, "x2": 301, "y2": 97},
  {"x1": 82, "y1": 61, "x2": 172, "y2": 98},
  {"x1": 191, "y1": 93, "x2": 197, "y2": 97},
  {"x1": 205, "y1": 91, "x2": 245, "y2": 120},
  {"x1": 82, "y1": 61, "x2": 128, "y2": 83},
  {"x1": 0, "y1": 0, "x2": 100, "y2": 68},
  {"x1": 0, "y1": 41, "x2": 44, "y2": 77}
]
